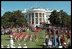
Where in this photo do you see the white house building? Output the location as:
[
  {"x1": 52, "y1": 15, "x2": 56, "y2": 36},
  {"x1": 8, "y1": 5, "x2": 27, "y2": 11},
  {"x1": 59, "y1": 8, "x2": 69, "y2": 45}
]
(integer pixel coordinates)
[{"x1": 22, "y1": 8, "x2": 53, "y2": 27}]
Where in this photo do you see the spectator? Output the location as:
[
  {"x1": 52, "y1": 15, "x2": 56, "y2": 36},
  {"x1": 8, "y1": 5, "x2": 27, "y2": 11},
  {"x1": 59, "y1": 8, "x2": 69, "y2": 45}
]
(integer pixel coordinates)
[
  {"x1": 5, "y1": 29, "x2": 9, "y2": 34},
  {"x1": 56, "y1": 36, "x2": 59, "y2": 46},
  {"x1": 30, "y1": 35, "x2": 32, "y2": 41},
  {"x1": 67, "y1": 38, "x2": 71, "y2": 47},
  {"x1": 48, "y1": 39, "x2": 52, "y2": 48},
  {"x1": 45, "y1": 39, "x2": 48, "y2": 46},
  {"x1": 1, "y1": 27, "x2": 5, "y2": 35},
  {"x1": 27, "y1": 28, "x2": 29, "y2": 31}
]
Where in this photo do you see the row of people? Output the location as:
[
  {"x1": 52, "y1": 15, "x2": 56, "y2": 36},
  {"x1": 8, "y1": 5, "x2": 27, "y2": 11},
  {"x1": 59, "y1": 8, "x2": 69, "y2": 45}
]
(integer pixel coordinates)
[
  {"x1": 1, "y1": 44, "x2": 27, "y2": 48},
  {"x1": 1, "y1": 26, "x2": 27, "y2": 35}
]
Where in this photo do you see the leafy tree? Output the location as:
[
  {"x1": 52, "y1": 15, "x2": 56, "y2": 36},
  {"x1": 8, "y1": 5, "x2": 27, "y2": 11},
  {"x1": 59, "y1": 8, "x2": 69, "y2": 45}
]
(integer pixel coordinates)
[
  {"x1": 49, "y1": 10, "x2": 60, "y2": 26},
  {"x1": 59, "y1": 10, "x2": 71, "y2": 28},
  {"x1": 1, "y1": 11, "x2": 13, "y2": 27},
  {"x1": 49, "y1": 10, "x2": 71, "y2": 29},
  {"x1": 1, "y1": 10, "x2": 27, "y2": 28}
]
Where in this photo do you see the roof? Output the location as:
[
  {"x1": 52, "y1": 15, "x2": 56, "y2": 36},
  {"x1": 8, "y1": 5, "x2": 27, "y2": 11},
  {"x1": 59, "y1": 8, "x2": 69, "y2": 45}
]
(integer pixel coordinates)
[{"x1": 22, "y1": 8, "x2": 53, "y2": 13}]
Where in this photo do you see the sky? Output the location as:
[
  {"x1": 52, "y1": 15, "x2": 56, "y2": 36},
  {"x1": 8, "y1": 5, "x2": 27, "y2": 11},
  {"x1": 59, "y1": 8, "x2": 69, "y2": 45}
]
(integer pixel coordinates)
[{"x1": 1, "y1": 1, "x2": 71, "y2": 16}]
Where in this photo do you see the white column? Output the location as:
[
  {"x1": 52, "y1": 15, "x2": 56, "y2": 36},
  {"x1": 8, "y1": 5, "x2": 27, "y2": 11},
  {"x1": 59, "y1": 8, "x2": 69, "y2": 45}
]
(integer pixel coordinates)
[
  {"x1": 34, "y1": 13, "x2": 35, "y2": 27},
  {"x1": 29, "y1": 13, "x2": 31, "y2": 24},
  {"x1": 28, "y1": 13, "x2": 29, "y2": 22},
  {"x1": 44, "y1": 13, "x2": 47, "y2": 23},
  {"x1": 42, "y1": 13, "x2": 43, "y2": 22},
  {"x1": 25, "y1": 14, "x2": 27, "y2": 20},
  {"x1": 38, "y1": 13, "x2": 39, "y2": 26},
  {"x1": 30, "y1": 13, "x2": 32, "y2": 24},
  {"x1": 47, "y1": 15, "x2": 50, "y2": 24}
]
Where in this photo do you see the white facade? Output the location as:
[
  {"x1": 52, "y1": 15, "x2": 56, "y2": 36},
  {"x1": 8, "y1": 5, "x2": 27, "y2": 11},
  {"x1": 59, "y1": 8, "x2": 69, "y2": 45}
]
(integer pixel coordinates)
[{"x1": 22, "y1": 8, "x2": 53, "y2": 27}]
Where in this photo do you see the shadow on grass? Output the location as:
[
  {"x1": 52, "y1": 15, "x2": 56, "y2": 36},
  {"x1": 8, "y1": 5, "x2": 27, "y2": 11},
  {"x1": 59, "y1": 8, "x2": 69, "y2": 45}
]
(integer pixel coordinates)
[
  {"x1": 5, "y1": 38, "x2": 10, "y2": 41},
  {"x1": 37, "y1": 43, "x2": 43, "y2": 46},
  {"x1": 36, "y1": 44, "x2": 43, "y2": 47}
]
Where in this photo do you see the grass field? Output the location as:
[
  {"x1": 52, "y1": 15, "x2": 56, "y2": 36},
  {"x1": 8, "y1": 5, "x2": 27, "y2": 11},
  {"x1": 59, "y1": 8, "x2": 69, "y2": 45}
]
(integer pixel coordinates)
[{"x1": 1, "y1": 30, "x2": 46, "y2": 48}]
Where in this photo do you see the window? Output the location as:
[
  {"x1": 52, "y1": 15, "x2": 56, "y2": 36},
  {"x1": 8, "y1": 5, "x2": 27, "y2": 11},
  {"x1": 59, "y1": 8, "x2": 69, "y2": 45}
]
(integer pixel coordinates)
[
  {"x1": 43, "y1": 13, "x2": 44, "y2": 17},
  {"x1": 35, "y1": 13, "x2": 38, "y2": 17},
  {"x1": 32, "y1": 13, "x2": 34, "y2": 24},
  {"x1": 39, "y1": 18, "x2": 42, "y2": 22},
  {"x1": 43, "y1": 13, "x2": 44, "y2": 21},
  {"x1": 36, "y1": 18, "x2": 38, "y2": 24},
  {"x1": 32, "y1": 13, "x2": 34, "y2": 21},
  {"x1": 29, "y1": 13, "x2": 30, "y2": 19},
  {"x1": 39, "y1": 13, "x2": 41, "y2": 17},
  {"x1": 26, "y1": 14, "x2": 27, "y2": 18}
]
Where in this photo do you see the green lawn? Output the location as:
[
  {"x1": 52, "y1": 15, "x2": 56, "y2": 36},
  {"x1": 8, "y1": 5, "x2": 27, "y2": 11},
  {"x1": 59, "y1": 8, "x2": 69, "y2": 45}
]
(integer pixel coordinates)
[{"x1": 1, "y1": 30, "x2": 46, "y2": 48}]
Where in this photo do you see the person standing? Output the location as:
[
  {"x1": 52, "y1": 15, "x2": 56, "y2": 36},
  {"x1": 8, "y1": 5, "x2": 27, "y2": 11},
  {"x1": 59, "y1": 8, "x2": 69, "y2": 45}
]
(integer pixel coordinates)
[
  {"x1": 45, "y1": 35, "x2": 49, "y2": 46},
  {"x1": 53, "y1": 30, "x2": 58, "y2": 47},
  {"x1": 1, "y1": 27, "x2": 5, "y2": 35},
  {"x1": 30, "y1": 35, "x2": 32, "y2": 41},
  {"x1": 48, "y1": 39, "x2": 52, "y2": 48},
  {"x1": 10, "y1": 35, "x2": 14, "y2": 48}
]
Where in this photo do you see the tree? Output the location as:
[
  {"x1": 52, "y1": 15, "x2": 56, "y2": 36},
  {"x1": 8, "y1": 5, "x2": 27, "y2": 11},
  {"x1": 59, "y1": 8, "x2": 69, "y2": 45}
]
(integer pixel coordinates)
[
  {"x1": 63, "y1": 15, "x2": 71, "y2": 29},
  {"x1": 11, "y1": 10, "x2": 27, "y2": 26},
  {"x1": 49, "y1": 10, "x2": 71, "y2": 28},
  {"x1": 1, "y1": 11, "x2": 13, "y2": 27},
  {"x1": 49, "y1": 10, "x2": 60, "y2": 26},
  {"x1": 1, "y1": 10, "x2": 27, "y2": 28},
  {"x1": 59, "y1": 10, "x2": 71, "y2": 28}
]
